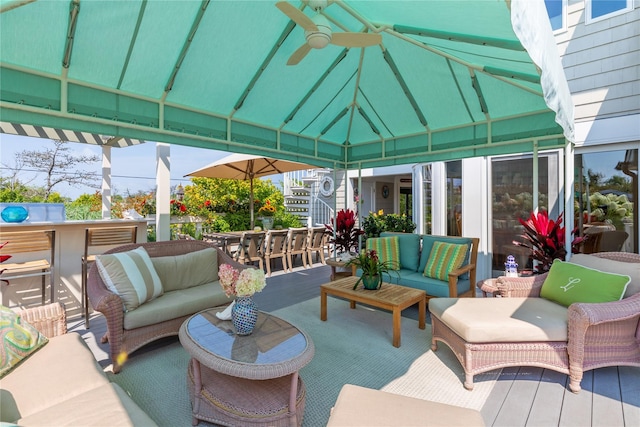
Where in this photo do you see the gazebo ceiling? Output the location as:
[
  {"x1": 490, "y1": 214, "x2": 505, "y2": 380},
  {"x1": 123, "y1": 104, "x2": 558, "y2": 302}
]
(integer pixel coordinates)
[{"x1": 0, "y1": 0, "x2": 573, "y2": 169}]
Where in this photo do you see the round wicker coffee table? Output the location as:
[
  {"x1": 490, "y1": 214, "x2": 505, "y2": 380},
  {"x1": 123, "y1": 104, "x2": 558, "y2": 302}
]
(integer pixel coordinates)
[{"x1": 179, "y1": 307, "x2": 315, "y2": 427}]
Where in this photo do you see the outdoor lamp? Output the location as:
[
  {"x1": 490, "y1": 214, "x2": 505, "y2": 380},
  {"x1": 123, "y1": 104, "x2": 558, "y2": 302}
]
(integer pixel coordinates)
[{"x1": 176, "y1": 184, "x2": 184, "y2": 201}]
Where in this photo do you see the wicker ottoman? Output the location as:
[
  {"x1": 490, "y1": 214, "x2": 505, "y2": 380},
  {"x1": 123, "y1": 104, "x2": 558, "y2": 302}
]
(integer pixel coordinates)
[
  {"x1": 327, "y1": 384, "x2": 484, "y2": 426},
  {"x1": 187, "y1": 361, "x2": 306, "y2": 427}
]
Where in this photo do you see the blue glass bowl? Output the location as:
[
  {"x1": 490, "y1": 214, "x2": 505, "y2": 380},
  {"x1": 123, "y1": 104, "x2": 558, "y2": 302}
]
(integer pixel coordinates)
[{"x1": 1, "y1": 206, "x2": 29, "y2": 223}]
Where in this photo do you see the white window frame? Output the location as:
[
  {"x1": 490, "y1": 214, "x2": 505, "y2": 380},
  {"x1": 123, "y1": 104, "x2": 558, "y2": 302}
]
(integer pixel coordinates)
[
  {"x1": 545, "y1": 0, "x2": 568, "y2": 33},
  {"x1": 585, "y1": 0, "x2": 633, "y2": 25}
]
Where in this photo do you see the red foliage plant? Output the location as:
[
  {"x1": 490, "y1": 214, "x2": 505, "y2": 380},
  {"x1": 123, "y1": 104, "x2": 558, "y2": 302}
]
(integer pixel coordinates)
[
  {"x1": 512, "y1": 210, "x2": 583, "y2": 273},
  {"x1": 0, "y1": 241, "x2": 11, "y2": 284},
  {"x1": 325, "y1": 209, "x2": 364, "y2": 254}
]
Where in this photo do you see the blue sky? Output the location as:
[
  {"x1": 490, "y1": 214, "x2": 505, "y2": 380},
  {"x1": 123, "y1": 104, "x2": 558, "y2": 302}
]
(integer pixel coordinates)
[{"x1": 0, "y1": 133, "x2": 233, "y2": 199}]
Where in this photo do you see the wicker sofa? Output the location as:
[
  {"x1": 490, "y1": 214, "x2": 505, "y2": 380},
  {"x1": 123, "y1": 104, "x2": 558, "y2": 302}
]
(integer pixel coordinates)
[
  {"x1": 0, "y1": 303, "x2": 157, "y2": 426},
  {"x1": 87, "y1": 240, "x2": 248, "y2": 373},
  {"x1": 429, "y1": 252, "x2": 640, "y2": 393}
]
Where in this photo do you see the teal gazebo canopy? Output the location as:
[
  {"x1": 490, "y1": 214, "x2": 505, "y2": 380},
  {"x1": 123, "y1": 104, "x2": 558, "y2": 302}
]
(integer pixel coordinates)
[{"x1": 0, "y1": 0, "x2": 573, "y2": 168}]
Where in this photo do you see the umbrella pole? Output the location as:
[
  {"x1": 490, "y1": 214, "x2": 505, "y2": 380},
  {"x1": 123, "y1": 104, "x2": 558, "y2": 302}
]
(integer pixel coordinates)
[{"x1": 250, "y1": 177, "x2": 255, "y2": 229}]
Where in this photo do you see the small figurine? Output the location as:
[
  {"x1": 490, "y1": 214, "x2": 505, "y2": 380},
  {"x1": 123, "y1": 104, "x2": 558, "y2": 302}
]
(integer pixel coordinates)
[{"x1": 505, "y1": 255, "x2": 519, "y2": 277}]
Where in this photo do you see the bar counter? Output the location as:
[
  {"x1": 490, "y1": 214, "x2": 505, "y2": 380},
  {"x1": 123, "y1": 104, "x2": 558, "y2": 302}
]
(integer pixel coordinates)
[{"x1": 0, "y1": 219, "x2": 148, "y2": 318}]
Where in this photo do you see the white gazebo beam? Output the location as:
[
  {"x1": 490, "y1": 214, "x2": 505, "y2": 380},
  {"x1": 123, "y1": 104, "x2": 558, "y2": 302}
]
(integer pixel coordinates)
[{"x1": 156, "y1": 142, "x2": 171, "y2": 241}]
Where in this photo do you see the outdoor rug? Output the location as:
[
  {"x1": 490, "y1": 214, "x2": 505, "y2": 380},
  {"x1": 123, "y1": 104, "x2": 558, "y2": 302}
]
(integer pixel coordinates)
[{"x1": 106, "y1": 297, "x2": 500, "y2": 426}]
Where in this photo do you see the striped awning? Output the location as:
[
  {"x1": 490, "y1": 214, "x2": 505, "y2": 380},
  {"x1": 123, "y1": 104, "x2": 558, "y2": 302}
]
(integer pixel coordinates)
[{"x1": 0, "y1": 121, "x2": 145, "y2": 148}]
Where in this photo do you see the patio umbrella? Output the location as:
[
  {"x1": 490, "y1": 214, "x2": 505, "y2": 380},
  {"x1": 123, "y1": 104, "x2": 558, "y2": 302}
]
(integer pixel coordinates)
[{"x1": 186, "y1": 153, "x2": 319, "y2": 228}]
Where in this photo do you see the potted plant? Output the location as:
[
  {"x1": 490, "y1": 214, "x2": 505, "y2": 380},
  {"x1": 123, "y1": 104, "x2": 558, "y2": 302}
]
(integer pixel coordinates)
[
  {"x1": 257, "y1": 200, "x2": 276, "y2": 229},
  {"x1": 344, "y1": 249, "x2": 399, "y2": 290},
  {"x1": 512, "y1": 209, "x2": 583, "y2": 273},
  {"x1": 325, "y1": 209, "x2": 364, "y2": 259}
]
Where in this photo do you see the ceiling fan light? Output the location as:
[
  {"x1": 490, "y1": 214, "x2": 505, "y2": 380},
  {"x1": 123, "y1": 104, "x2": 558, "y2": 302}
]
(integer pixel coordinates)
[{"x1": 305, "y1": 29, "x2": 331, "y2": 48}]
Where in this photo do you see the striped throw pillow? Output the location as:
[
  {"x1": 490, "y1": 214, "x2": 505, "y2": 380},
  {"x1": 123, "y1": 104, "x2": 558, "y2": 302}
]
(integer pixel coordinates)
[
  {"x1": 423, "y1": 241, "x2": 468, "y2": 281},
  {"x1": 366, "y1": 236, "x2": 401, "y2": 270},
  {"x1": 96, "y1": 247, "x2": 163, "y2": 312}
]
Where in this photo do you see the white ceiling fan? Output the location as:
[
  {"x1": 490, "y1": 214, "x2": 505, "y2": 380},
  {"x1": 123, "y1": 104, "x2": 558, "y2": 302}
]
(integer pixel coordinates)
[{"x1": 276, "y1": 0, "x2": 381, "y2": 65}]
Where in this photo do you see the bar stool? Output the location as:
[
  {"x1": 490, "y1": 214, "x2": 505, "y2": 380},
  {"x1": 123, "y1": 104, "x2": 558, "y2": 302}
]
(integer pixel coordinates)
[
  {"x1": 82, "y1": 226, "x2": 137, "y2": 328},
  {"x1": 0, "y1": 229, "x2": 55, "y2": 305}
]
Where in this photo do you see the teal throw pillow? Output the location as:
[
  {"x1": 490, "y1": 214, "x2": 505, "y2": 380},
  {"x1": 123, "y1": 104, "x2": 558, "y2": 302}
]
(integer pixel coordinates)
[
  {"x1": 1, "y1": 306, "x2": 49, "y2": 378},
  {"x1": 540, "y1": 259, "x2": 630, "y2": 307},
  {"x1": 423, "y1": 241, "x2": 468, "y2": 281},
  {"x1": 366, "y1": 236, "x2": 401, "y2": 270}
]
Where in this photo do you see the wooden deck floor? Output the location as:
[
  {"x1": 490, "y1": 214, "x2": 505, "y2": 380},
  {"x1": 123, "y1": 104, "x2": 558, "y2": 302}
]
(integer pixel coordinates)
[{"x1": 70, "y1": 261, "x2": 640, "y2": 426}]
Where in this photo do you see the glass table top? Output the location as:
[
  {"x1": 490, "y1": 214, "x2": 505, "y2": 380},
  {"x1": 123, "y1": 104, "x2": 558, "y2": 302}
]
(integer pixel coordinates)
[{"x1": 186, "y1": 309, "x2": 309, "y2": 365}]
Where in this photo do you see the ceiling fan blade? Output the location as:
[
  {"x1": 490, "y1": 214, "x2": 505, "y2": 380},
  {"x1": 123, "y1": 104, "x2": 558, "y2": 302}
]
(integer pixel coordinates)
[
  {"x1": 276, "y1": 2, "x2": 317, "y2": 32},
  {"x1": 287, "y1": 43, "x2": 312, "y2": 65},
  {"x1": 331, "y1": 32, "x2": 382, "y2": 48}
]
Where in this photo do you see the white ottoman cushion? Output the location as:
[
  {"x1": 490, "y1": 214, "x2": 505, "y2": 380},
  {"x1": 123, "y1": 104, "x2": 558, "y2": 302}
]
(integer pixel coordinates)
[{"x1": 429, "y1": 297, "x2": 568, "y2": 343}]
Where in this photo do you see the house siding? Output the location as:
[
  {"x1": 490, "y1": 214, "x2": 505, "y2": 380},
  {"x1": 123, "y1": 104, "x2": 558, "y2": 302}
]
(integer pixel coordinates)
[{"x1": 556, "y1": 3, "x2": 640, "y2": 126}]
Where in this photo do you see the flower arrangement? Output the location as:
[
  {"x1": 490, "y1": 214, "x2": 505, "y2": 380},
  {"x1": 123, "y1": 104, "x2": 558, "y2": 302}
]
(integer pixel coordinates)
[
  {"x1": 325, "y1": 209, "x2": 364, "y2": 254},
  {"x1": 170, "y1": 199, "x2": 188, "y2": 216},
  {"x1": 512, "y1": 209, "x2": 583, "y2": 273},
  {"x1": 258, "y1": 200, "x2": 276, "y2": 217},
  {"x1": 345, "y1": 249, "x2": 399, "y2": 290},
  {"x1": 218, "y1": 264, "x2": 267, "y2": 297}
]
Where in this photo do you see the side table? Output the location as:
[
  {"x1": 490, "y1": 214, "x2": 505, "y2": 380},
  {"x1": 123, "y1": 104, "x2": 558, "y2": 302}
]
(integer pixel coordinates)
[
  {"x1": 326, "y1": 257, "x2": 357, "y2": 281},
  {"x1": 179, "y1": 307, "x2": 315, "y2": 426},
  {"x1": 477, "y1": 278, "x2": 500, "y2": 297}
]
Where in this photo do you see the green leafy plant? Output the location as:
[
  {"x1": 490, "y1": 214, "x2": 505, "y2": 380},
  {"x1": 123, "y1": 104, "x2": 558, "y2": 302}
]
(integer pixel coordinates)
[
  {"x1": 170, "y1": 199, "x2": 188, "y2": 216},
  {"x1": 325, "y1": 209, "x2": 364, "y2": 254},
  {"x1": 362, "y1": 210, "x2": 416, "y2": 239},
  {"x1": 513, "y1": 210, "x2": 583, "y2": 273},
  {"x1": 344, "y1": 249, "x2": 399, "y2": 290}
]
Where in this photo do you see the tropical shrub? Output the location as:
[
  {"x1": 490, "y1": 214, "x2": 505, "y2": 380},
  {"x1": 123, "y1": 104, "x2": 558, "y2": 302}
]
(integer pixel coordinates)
[
  {"x1": 362, "y1": 210, "x2": 416, "y2": 239},
  {"x1": 512, "y1": 210, "x2": 583, "y2": 273},
  {"x1": 325, "y1": 209, "x2": 364, "y2": 254}
]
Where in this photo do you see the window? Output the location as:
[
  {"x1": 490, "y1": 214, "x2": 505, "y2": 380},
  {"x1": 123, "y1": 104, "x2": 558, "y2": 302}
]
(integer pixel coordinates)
[
  {"x1": 574, "y1": 149, "x2": 637, "y2": 254},
  {"x1": 446, "y1": 161, "x2": 462, "y2": 237},
  {"x1": 586, "y1": 0, "x2": 632, "y2": 24},
  {"x1": 544, "y1": 0, "x2": 566, "y2": 32}
]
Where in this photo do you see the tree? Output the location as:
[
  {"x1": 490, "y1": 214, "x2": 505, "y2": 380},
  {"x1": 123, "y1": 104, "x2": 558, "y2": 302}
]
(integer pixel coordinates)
[{"x1": 13, "y1": 140, "x2": 100, "y2": 201}]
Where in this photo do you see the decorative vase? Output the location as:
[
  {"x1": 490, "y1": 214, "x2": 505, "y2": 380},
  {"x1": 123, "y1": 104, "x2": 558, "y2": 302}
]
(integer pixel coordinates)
[
  {"x1": 361, "y1": 274, "x2": 382, "y2": 290},
  {"x1": 231, "y1": 296, "x2": 258, "y2": 336},
  {"x1": 0, "y1": 206, "x2": 29, "y2": 222},
  {"x1": 1, "y1": 206, "x2": 29, "y2": 223},
  {"x1": 261, "y1": 217, "x2": 274, "y2": 230}
]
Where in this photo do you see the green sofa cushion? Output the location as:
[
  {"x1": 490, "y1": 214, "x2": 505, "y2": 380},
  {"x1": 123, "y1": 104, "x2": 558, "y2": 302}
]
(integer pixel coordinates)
[
  {"x1": 418, "y1": 235, "x2": 473, "y2": 275},
  {"x1": 398, "y1": 271, "x2": 471, "y2": 297},
  {"x1": 366, "y1": 236, "x2": 400, "y2": 270},
  {"x1": 540, "y1": 259, "x2": 630, "y2": 307},
  {"x1": 380, "y1": 232, "x2": 420, "y2": 271},
  {"x1": 151, "y1": 247, "x2": 219, "y2": 292},
  {"x1": 423, "y1": 241, "x2": 469, "y2": 281}
]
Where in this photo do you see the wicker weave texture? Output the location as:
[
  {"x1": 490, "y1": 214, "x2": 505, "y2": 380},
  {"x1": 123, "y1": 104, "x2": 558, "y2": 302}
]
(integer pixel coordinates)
[
  {"x1": 434, "y1": 252, "x2": 640, "y2": 393},
  {"x1": 87, "y1": 240, "x2": 251, "y2": 373},
  {"x1": 17, "y1": 302, "x2": 67, "y2": 338},
  {"x1": 188, "y1": 362, "x2": 305, "y2": 427}
]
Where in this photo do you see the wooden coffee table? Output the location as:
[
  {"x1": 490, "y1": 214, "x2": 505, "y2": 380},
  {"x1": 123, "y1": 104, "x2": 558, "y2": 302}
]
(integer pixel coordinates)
[{"x1": 320, "y1": 276, "x2": 426, "y2": 347}]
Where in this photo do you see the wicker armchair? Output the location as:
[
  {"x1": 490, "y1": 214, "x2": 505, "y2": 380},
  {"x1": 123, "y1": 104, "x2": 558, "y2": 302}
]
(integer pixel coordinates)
[
  {"x1": 87, "y1": 240, "x2": 249, "y2": 373},
  {"x1": 496, "y1": 252, "x2": 640, "y2": 393}
]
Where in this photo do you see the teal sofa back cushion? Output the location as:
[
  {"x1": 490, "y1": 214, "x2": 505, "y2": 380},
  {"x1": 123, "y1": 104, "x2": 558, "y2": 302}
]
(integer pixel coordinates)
[
  {"x1": 380, "y1": 232, "x2": 420, "y2": 271},
  {"x1": 418, "y1": 235, "x2": 473, "y2": 275}
]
